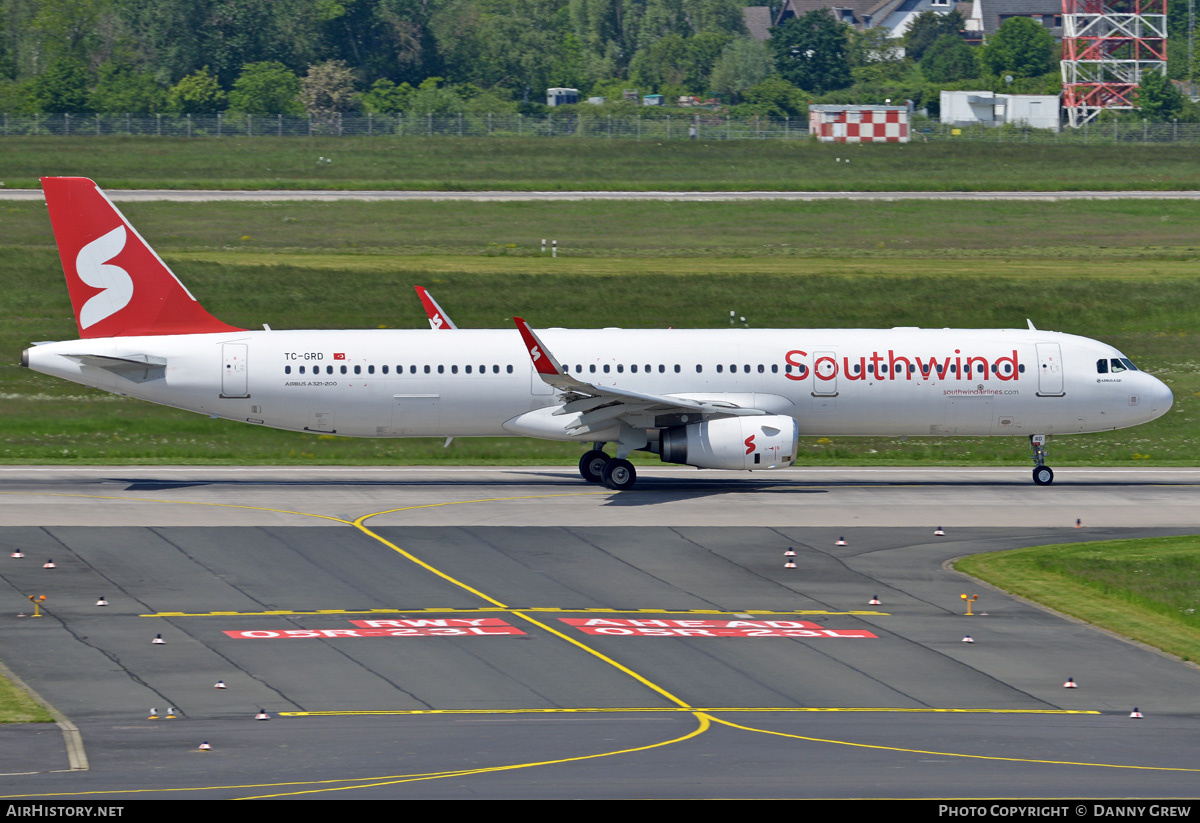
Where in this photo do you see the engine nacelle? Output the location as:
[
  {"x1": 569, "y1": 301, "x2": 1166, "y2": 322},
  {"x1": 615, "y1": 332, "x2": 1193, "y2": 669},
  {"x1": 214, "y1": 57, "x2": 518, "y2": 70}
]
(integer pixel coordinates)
[{"x1": 659, "y1": 415, "x2": 798, "y2": 471}]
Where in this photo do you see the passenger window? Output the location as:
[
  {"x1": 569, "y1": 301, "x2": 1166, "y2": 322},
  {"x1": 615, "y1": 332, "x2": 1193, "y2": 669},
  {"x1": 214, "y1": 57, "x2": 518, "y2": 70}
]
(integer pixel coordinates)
[
  {"x1": 716, "y1": 365, "x2": 724, "y2": 373},
  {"x1": 631, "y1": 364, "x2": 638, "y2": 373},
  {"x1": 298, "y1": 366, "x2": 304, "y2": 374},
  {"x1": 616, "y1": 364, "x2": 623, "y2": 373},
  {"x1": 286, "y1": 366, "x2": 292, "y2": 374},
  {"x1": 603, "y1": 365, "x2": 610, "y2": 373},
  {"x1": 340, "y1": 365, "x2": 347, "y2": 374},
  {"x1": 354, "y1": 365, "x2": 361, "y2": 374},
  {"x1": 424, "y1": 365, "x2": 430, "y2": 374},
  {"x1": 506, "y1": 365, "x2": 513, "y2": 373},
  {"x1": 451, "y1": 365, "x2": 458, "y2": 374},
  {"x1": 438, "y1": 365, "x2": 444, "y2": 374}
]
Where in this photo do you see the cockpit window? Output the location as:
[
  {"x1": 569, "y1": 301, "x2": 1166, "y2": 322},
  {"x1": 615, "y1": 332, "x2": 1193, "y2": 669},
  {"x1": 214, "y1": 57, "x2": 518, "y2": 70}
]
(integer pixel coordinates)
[
  {"x1": 1121, "y1": 358, "x2": 1139, "y2": 371},
  {"x1": 1097, "y1": 359, "x2": 1108, "y2": 374},
  {"x1": 1109, "y1": 358, "x2": 1127, "y2": 373}
]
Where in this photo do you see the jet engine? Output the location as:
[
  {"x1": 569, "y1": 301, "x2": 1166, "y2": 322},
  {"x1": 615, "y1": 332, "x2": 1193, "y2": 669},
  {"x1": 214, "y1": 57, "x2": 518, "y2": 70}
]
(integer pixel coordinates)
[{"x1": 659, "y1": 415, "x2": 798, "y2": 471}]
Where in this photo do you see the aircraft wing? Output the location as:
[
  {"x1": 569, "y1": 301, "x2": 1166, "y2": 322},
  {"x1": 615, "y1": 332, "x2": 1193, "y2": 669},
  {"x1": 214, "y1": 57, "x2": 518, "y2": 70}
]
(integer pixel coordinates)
[
  {"x1": 415, "y1": 286, "x2": 458, "y2": 330},
  {"x1": 513, "y1": 317, "x2": 766, "y2": 435}
]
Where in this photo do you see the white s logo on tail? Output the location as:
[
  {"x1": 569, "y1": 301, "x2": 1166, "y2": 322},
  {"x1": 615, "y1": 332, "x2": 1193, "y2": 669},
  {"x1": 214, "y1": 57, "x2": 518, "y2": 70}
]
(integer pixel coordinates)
[{"x1": 75, "y1": 226, "x2": 133, "y2": 329}]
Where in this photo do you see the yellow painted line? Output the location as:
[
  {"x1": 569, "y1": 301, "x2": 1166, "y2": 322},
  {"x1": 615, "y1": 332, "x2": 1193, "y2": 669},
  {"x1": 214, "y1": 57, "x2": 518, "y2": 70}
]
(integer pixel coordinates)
[
  {"x1": 352, "y1": 512, "x2": 696, "y2": 710},
  {"x1": 0, "y1": 713, "x2": 713, "y2": 799},
  {"x1": 0, "y1": 491, "x2": 354, "y2": 524},
  {"x1": 700, "y1": 714, "x2": 1200, "y2": 772},
  {"x1": 141, "y1": 607, "x2": 890, "y2": 618},
  {"x1": 236, "y1": 712, "x2": 711, "y2": 799},
  {"x1": 280, "y1": 707, "x2": 1101, "y2": 716}
]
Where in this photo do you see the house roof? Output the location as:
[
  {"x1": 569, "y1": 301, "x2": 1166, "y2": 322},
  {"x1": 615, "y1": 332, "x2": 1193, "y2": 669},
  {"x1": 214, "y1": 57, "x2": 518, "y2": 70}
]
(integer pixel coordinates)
[
  {"x1": 774, "y1": 0, "x2": 892, "y2": 28},
  {"x1": 973, "y1": 0, "x2": 1063, "y2": 36},
  {"x1": 744, "y1": 6, "x2": 774, "y2": 40}
]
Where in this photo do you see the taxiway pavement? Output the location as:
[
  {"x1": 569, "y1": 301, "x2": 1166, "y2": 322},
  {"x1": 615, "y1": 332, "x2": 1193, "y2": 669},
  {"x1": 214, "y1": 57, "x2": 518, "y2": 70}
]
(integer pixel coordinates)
[{"x1": 0, "y1": 466, "x2": 1197, "y2": 799}]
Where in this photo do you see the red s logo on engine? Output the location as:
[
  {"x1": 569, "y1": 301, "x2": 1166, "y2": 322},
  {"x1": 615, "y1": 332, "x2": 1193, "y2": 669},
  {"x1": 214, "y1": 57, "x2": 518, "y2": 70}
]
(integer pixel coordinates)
[{"x1": 744, "y1": 435, "x2": 756, "y2": 454}]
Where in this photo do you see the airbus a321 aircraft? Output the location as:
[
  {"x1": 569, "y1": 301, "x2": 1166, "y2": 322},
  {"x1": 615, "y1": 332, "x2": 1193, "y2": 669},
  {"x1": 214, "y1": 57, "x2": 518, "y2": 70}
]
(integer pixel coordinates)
[{"x1": 22, "y1": 177, "x2": 1173, "y2": 490}]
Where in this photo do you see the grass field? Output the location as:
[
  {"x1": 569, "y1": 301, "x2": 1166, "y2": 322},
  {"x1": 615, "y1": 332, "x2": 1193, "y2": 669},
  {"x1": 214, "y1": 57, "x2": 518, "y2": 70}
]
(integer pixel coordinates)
[
  {"x1": 3, "y1": 137, "x2": 1200, "y2": 191},
  {"x1": 0, "y1": 668, "x2": 54, "y2": 723},
  {"x1": 1, "y1": 197, "x2": 1196, "y2": 466},
  {"x1": 956, "y1": 537, "x2": 1200, "y2": 664}
]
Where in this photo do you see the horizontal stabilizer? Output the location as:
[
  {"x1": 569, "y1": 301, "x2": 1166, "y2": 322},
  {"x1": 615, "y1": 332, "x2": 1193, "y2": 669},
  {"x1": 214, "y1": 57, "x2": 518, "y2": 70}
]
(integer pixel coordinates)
[{"x1": 62, "y1": 353, "x2": 166, "y2": 381}]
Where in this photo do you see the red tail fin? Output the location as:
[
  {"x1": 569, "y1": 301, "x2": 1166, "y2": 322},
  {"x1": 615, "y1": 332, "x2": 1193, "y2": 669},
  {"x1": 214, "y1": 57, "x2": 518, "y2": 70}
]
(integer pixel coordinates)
[{"x1": 41, "y1": 177, "x2": 243, "y2": 338}]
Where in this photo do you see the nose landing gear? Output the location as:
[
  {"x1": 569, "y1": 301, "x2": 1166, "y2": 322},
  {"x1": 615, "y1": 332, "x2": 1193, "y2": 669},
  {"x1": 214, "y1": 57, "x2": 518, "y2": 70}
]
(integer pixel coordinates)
[{"x1": 1030, "y1": 435, "x2": 1054, "y2": 485}]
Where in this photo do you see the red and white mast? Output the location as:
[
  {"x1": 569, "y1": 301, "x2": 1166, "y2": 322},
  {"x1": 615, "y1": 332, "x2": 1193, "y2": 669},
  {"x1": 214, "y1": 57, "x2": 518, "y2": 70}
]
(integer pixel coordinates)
[{"x1": 1061, "y1": 0, "x2": 1168, "y2": 127}]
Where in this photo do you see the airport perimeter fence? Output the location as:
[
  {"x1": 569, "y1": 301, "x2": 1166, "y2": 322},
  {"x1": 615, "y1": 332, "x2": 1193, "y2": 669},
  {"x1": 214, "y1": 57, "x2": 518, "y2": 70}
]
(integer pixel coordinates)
[{"x1": 4, "y1": 111, "x2": 1200, "y2": 143}]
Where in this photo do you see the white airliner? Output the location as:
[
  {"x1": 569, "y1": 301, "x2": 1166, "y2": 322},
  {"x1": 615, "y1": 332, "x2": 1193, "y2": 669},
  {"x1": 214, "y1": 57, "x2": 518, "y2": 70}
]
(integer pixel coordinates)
[{"x1": 22, "y1": 177, "x2": 1173, "y2": 490}]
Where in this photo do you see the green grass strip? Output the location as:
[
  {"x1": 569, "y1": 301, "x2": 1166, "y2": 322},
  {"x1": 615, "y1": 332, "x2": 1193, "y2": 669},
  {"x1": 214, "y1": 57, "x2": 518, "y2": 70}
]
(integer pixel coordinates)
[
  {"x1": 0, "y1": 661, "x2": 55, "y2": 723},
  {"x1": 2, "y1": 137, "x2": 1200, "y2": 191},
  {"x1": 956, "y1": 536, "x2": 1200, "y2": 663}
]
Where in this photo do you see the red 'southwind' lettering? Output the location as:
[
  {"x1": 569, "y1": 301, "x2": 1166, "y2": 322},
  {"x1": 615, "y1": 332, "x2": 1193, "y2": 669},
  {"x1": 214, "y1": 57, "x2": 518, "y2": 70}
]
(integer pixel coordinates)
[
  {"x1": 814, "y1": 355, "x2": 838, "y2": 381},
  {"x1": 784, "y1": 350, "x2": 807, "y2": 381},
  {"x1": 781, "y1": 349, "x2": 1021, "y2": 382}
]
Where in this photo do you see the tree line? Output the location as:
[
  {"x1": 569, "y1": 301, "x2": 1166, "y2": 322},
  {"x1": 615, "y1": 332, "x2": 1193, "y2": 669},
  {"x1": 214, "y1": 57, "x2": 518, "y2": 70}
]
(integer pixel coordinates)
[{"x1": 0, "y1": 0, "x2": 1193, "y2": 122}]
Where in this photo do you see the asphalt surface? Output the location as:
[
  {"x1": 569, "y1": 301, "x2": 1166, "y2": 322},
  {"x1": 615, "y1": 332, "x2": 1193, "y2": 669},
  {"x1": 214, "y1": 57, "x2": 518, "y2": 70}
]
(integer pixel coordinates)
[{"x1": 0, "y1": 466, "x2": 1197, "y2": 799}]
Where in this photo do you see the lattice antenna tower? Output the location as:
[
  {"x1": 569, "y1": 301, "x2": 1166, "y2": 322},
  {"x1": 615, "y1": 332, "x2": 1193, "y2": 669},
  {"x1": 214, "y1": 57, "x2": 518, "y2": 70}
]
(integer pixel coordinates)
[{"x1": 1061, "y1": 0, "x2": 1168, "y2": 127}]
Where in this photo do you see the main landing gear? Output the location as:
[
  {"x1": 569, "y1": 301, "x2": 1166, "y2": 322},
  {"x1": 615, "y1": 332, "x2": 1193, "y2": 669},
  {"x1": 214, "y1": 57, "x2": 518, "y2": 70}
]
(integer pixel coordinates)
[
  {"x1": 1030, "y1": 434, "x2": 1054, "y2": 485},
  {"x1": 578, "y1": 445, "x2": 637, "y2": 491}
]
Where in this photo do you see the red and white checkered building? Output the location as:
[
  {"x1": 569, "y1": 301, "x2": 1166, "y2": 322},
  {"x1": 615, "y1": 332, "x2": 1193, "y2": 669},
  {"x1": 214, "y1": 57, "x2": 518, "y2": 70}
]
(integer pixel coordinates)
[{"x1": 808, "y1": 105, "x2": 909, "y2": 143}]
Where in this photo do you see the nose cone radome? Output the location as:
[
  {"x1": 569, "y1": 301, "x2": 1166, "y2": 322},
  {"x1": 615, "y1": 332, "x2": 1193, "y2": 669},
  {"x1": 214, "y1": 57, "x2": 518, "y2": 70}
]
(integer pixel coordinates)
[{"x1": 1145, "y1": 374, "x2": 1174, "y2": 421}]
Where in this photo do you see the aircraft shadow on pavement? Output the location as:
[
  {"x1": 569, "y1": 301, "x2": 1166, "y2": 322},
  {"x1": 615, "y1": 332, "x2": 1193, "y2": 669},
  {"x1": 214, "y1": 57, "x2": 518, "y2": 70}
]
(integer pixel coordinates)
[{"x1": 104, "y1": 473, "x2": 1196, "y2": 494}]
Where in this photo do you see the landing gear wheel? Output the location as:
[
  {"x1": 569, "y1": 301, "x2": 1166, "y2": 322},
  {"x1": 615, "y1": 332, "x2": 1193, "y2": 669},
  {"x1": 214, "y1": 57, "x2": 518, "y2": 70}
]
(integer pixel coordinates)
[
  {"x1": 579, "y1": 450, "x2": 610, "y2": 484},
  {"x1": 602, "y1": 458, "x2": 637, "y2": 491},
  {"x1": 1032, "y1": 466, "x2": 1054, "y2": 486}
]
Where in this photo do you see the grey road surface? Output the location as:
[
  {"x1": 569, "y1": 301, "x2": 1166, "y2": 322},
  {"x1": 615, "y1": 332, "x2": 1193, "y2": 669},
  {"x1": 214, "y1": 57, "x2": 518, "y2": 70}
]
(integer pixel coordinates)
[{"x1": 0, "y1": 466, "x2": 1197, "y2": 799}]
